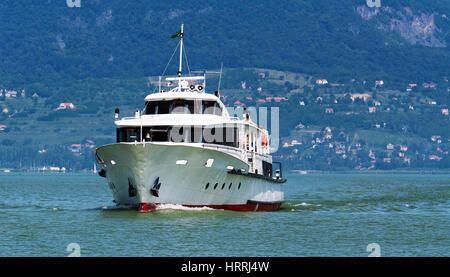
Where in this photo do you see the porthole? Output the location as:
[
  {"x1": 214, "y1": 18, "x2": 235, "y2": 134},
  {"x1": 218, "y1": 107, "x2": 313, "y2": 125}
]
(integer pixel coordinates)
[
  {"x1": 214, "y1": 183, "x2": 218, "y2": 189},
  {"x1": 229, "y1": 183, "x2": 232, "y2": 190},
  {"x1": 221, "y1": 183, "x2": 225, "y2": 190},
  {"x1": 205, "y1": 183, "x2": 210, "y2": 190},
  {"x1": 238, "y1": 182, "x2": 241, "y2": 189}
]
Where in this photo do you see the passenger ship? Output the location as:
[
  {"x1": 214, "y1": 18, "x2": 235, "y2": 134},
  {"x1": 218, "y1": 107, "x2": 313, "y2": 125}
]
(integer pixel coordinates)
[{"x1": 95, "y1": 25, "x2": 286, "y2": 212}]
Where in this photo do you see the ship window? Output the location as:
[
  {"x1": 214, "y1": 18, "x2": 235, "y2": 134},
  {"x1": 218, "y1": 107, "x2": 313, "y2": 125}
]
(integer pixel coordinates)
[
  {"x1": 205, "y1": 183, "x2": 210, "y2": 190},
  {"x1": 203, "y1": 126, "x2": 239, "y2": 147},
  {"x1": 146, "y1": 100, "x2": 197, "y2": 115},
  {"x1": 118, "y1": 125, "x2": 239, "y2": 148},
  {"x1": 159, "y1": 101, "x2": 171, "y2": 114},
  {"x1": 172, "y1": 99, "x2": 188, "y2": 114},
  {"x1": 262, "y1": 161, "x2": 272, "y2": 177},
  {"x1": 214, "y1": 183, "x2": 218, "y2": 189},
  {"x1": 228, "y1": 183, "x2": 232, "y2": 190},
  {"x1": 221, "y1": 183, "x2": 225, "y2": 190},
  {"x1": 238, "y1": 182, "x2": 241, "y2": 190},
  {"x1": 117, "y1": 127, "x2": 140, "y2": 142},
  {"x1": 150, "y1": 127, "x2": 169, "y2": 142},
  {"x1": 146, "y1": 101, "x2": 158, "y2": 114},
  {"x1": 189, "y1": 127, "x2": 203, "y2": 143},
  {"x1": 203, "y1": 101, "x2": 222, "y2": 115}
]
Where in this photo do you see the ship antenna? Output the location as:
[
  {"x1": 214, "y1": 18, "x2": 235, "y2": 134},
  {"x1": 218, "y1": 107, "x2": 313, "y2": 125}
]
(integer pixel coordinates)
[
  {"x1": 218, "y1": 62, "x2": 223, "y2": 93},
  {"x1": 178, "y1": 23, "x2": 184, "y2": 77}
]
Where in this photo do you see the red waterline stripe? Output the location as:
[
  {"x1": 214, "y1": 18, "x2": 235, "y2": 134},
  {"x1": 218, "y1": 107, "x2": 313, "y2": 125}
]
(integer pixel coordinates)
[{"x1": 138, "y1": 201, "x2": 283, "y2": 212}]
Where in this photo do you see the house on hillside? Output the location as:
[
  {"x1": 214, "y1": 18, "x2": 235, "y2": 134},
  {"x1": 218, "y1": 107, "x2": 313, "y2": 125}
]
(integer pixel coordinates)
[
  {"x1": 441, "y1": 108, "x2": 449, "y2": 116},
  {"x1": 386, "y1": 143, "x2": 394, "y2": 150},
  {"x1": 233, "y1": 100, "x2": 245, "y2": 107},
  {"x1": 316, "y1": 79, "x2": 328, "y2": 85},
  {"x1": 368, "y1": 107, "x2": 376, "y2": 113},
  {"x1": 85, "y1": 140, "x2": 95, "y2": 148},
  {"x1": 429, "y1": 155, "x2": 442, "y2": 161},
  {"x1": 5, "y1": 91, "x2": 17, "y2": 98},
  {"x1": 57, "y1": 103, "x2": 75, "y2": 110},
  {"x1": 325, "y1": 108, "x2": 334, "y2": 114},
  {"x1": 256, "y1": 99, "x2": 266, "y2": 103},
  {"x1": 296, "y1": 123, "x2": 305, "y2": 129},
  {"x1": 273, "y1": 97, "x2": 287, "y2": 102},
  {"x1": 0, "y1": 125, "x2": 7, "y2": 131},
  {"x1": 375, "y1": 80, "x2": 384, "y2": 87},
  {"x1": 350, "y1": 93, "x2": 371, "y2": 102},
  {"x1": 70, "y1": 144, "x2": 81, "y2": 153},
  {"x1": 2, "y1": 108, "x2": 8, "y2": 114},
  {"x1": 423, "y1": 83, "x2": 436, "y2": 89},
  {"x1": 335, "y1": 146, "x2": 345, "y2": 155}
]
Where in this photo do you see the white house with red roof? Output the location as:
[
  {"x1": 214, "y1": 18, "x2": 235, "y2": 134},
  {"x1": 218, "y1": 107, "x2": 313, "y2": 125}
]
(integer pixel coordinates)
[
  {"x1": 57, "y1": 103, "x2": 75, "y2": 110},
  {"x1": 70, "y1": 144, "x2": 81, "y2": 153},
  {"x1": 5, "y1": 90, "x2": 17, "y2": 98},
  {"x1": 325, "y1": 108, "x2": 334, "y2": 114}
]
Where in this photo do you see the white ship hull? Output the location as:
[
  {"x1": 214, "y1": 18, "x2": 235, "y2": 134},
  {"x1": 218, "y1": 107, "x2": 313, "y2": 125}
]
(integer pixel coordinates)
[{"x1": 95, "y1": 143, "x2": 284, "y2": 211}]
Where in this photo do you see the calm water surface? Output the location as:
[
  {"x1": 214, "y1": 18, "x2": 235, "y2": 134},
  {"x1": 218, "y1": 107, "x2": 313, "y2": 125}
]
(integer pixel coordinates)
[{"x1": 0, "y1": 172, "x2": 448, "y2": 257}]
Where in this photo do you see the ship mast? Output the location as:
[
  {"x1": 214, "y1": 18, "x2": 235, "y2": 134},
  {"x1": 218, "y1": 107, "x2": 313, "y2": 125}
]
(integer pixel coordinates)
[{"x1": 178, "y1": 23, "x2": 184, "y2": 77}]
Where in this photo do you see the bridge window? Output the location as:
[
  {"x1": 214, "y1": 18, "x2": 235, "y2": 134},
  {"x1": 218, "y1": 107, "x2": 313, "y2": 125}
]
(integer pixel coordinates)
[{"x1": 145, "y1": 99, "x2": 221, "y2": 115}]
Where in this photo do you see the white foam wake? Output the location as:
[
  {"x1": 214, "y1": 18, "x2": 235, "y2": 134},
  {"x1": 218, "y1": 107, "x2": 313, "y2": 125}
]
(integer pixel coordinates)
[
  {"x1": 293, "y1": 202, "x2": 313, "y2": 207},
  {"x1": 155, "y1": 203, "x2": 216, "y2": 211}
]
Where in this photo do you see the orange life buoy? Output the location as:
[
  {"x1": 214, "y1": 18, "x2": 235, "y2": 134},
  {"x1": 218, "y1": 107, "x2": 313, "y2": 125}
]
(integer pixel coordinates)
[{"x1": 261, "y1": 133, "x2": 268, "y2": 146}]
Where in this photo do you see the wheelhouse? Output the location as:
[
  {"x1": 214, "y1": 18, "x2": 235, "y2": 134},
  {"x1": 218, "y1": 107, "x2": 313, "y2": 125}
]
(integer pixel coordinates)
[{"x1": 144, "y1": 99, "x2": 222, "y2": 116}]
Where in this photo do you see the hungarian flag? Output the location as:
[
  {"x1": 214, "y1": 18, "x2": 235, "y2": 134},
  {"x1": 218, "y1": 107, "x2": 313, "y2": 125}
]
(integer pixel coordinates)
[{"x1": 171, "y1": 29, "x2": 182, "y2": 38}]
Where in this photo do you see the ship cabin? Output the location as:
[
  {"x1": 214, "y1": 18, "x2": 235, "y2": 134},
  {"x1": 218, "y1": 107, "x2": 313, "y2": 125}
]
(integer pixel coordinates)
[{"x1": 113, "y1": 75, "x2": 279, "y2": 179}]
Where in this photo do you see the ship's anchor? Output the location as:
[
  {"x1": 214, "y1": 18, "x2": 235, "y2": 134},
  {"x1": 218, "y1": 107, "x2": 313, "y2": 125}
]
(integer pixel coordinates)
[{"x1": 150, "y1": 177, "x2": 161, "y2": 197}]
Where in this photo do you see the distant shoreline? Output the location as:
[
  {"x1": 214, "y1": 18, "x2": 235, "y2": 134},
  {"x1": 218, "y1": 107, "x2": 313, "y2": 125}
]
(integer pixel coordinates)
[
  {"x1": 1, "y1": 169, "x2": 449, "y2": 175},
  {"x1": 290, "y1": 169, "x2": 450, "y2": 175}
]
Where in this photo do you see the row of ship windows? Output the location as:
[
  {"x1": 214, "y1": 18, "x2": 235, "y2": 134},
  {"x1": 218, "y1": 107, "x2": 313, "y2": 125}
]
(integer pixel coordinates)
[{"x1": 205, "y1": 182, "x2": 242, "y2": 191}]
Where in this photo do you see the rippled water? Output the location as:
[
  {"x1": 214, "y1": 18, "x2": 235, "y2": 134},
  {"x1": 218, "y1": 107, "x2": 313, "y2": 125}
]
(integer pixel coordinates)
[{"x1": 0, "y1": 172, "x2": 448, "y2": 256}]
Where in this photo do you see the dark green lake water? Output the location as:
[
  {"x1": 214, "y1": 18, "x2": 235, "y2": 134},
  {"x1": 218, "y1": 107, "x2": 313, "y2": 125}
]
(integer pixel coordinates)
[{"x1": 0, "y1": 172, "x2": 448, "y2": 256}]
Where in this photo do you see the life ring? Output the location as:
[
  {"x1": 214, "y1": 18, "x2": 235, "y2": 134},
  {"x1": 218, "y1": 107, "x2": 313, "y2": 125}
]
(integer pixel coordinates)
[{"x1": 261, "y1": 133, "x2": 268, "y2": 146}]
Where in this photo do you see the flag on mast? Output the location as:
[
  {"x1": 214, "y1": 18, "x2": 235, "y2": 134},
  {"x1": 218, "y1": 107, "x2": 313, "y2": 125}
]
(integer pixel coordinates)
[{"x1": 171, "y1": 29, "x2": 182, "y2": 38}]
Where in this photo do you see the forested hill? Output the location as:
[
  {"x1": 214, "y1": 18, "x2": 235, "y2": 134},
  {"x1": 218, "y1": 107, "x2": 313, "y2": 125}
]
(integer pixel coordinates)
[{"x1": 1, "y1": 0, "x2": 450, "y2": 93}]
